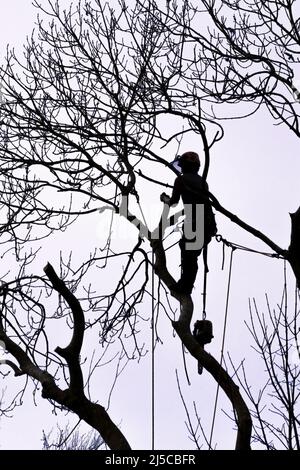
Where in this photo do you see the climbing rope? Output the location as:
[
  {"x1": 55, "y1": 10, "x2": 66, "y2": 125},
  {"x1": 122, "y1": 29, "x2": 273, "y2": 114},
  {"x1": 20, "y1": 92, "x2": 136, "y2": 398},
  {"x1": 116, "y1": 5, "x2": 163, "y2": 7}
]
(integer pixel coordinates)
[
  {"x1": 136, "y1": 195, "x2": 155, "y2": 449},
  {"x1": 215, "y1": 234, "x2": 282, "y2": 259},
  {"x1": 102, "y1": 186, "x2": 118, "y2": 268},
  {"x1": 151, "y1": 250, "x2": 155, "y2": 451},
  {"x1": 136, "y1": 195, "x2": 148, "y2": 232},
  {"x1": 202, "y1": 244, "x2": 208, "y2": 320},
  {"x1": 208, "y1": 246, "x2": 235, "y2": 449}
]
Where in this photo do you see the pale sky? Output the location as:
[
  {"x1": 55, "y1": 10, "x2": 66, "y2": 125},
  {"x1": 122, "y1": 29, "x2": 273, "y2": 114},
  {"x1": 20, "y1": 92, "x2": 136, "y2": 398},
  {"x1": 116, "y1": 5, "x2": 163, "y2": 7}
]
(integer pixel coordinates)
[{"x1": 0, "y1": 0, "x2": 299, "y2": 450}]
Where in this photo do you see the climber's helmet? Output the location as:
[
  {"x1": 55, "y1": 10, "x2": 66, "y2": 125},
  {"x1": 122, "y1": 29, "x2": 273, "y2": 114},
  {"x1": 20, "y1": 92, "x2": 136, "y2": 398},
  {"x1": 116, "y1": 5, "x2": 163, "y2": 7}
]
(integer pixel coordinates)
[{"x1": 177, "y1": 151, "x2": 200, "y2": 173}]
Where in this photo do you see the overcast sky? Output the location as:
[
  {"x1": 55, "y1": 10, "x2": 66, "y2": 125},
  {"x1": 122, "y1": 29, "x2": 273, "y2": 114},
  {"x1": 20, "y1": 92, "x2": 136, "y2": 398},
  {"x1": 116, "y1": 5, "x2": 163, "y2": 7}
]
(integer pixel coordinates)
[{"x1": 0, "y1": 0, "x2": 300, "y2": 450}]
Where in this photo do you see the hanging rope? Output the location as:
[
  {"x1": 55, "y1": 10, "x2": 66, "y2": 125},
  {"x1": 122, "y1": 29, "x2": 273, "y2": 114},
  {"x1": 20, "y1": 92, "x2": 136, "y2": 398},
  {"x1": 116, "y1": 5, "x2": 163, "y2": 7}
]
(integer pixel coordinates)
[
  {"x1": 181, "y1": 342, "x2": 191, "y2": 386},
  {"x1": 151, "y1": 250, "x2": 155, "y2": 451},
  {"x1": 202, "y1": 244, "x2": 208, "y2": 320},
  {"x1": 137, "y1": 196, "x2": 148, "y2": 230},
  {"x1": 134, "y1": 195, "x2": 155, "y2": 448},
  {"x1": 102, "y1": 186, "x2": 118, "y2": 268},
  {"x1": 215, "y1": 234, "x2": 282, "y2": 259},
  {"x1": 208, "y1": 246, "x2": 235, "y2": 449}
]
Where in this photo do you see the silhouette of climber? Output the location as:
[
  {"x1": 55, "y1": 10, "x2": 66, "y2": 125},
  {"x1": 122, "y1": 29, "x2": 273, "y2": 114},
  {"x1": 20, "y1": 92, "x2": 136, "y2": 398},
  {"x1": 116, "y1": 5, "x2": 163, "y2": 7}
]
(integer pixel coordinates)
[{"x1": 160, "y1": 151, "x2": 217, "y2": 295}]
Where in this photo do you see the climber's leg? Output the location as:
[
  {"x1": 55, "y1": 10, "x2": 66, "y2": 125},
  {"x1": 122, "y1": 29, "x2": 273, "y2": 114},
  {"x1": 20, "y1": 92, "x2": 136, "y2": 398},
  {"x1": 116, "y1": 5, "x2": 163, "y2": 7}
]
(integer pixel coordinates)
[{"x1": 175, "y1": 235, "x2": 202, "y2": 294}]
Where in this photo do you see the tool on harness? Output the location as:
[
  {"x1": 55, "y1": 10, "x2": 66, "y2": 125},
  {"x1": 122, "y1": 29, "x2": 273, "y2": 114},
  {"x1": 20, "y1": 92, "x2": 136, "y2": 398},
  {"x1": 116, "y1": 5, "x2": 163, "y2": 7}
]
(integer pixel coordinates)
[{"x1": 193, "y1": 319, "x2": 214, "y2": 375}]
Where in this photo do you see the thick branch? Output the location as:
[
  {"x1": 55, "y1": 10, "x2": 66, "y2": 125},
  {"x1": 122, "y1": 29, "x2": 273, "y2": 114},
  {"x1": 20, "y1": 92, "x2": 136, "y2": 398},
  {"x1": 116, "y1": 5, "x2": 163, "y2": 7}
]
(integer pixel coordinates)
[
  {"x1": 150, "y1": 230, "x2": 252, "y2": 450},
  {"x1": 0, "y1": 325, "x2": 51, "y2": 384},
  {"x1": 173, "y1": 319, "x2": 252, "y2": 450},
  {"x1": 42, "y1": 263, "x2": 131, "y2": 449},
  {"x1": 287, "y1": 206, "x2": 300, "y2": 287},
  {"x1": 41, "y1": 386, "x2": 131, "y2": 450},
  {"x1": 209, "y1": 192, "x2": 286, "y2": 256},
  {"x1": 0, "y1": 359, "x2": 24, "y2": 376},
  {"x1": 0, "y1": 336, "x2": 130, "y2": 449},
  {"x1": 0, "y1": 281, "x2": 131, "y2": 450},
  {"x1": 44, "y1": 262, "x2": 85, "y2": 393}
]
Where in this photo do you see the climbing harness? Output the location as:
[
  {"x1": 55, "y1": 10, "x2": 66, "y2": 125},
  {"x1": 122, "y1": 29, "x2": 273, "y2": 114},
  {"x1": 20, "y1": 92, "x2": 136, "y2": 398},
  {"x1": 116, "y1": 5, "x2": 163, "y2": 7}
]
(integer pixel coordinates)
[
  {"x1": 193, "y1": 318, "x2": 214, "y2": 375},
  {"x1": 208, "y1": 246, "x2": 235, "y2": 448},
  {"x1": 192, "y1": 242, "x2": 214, "y2": 374}
]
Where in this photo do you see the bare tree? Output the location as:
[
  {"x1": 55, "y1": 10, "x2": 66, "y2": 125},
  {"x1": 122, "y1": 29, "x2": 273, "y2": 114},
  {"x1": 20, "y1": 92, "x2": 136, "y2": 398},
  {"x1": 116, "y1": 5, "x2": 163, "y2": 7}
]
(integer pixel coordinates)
[
  {"x1": 0, "y1": 0, "x2": 298, "y2": 450},
  {"x1": 144, "y1": 1, "x2": 300, "y2": 448},
  {"x1": 148, "y1": 0, "x2": 300, "y2": 136},
  {"x1": 229, "y1": 272, "x2": 300, "y2": 449},
  {"x1": 42, "y1": 423, "x2": 104, "y2": 450}
]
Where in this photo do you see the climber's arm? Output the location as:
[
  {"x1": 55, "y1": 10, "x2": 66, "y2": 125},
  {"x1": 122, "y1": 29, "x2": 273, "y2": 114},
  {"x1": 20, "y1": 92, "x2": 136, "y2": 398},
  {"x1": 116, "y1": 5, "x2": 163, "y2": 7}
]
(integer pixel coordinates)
[{"x1": 160, "y1": 177, "x2": 181, "y2": 206}]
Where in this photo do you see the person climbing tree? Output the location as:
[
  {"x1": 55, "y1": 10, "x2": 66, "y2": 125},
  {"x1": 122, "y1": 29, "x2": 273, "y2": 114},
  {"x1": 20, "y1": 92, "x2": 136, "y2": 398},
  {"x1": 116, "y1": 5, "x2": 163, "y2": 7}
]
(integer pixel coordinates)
[{"x1": 160, "y1": 151, "x2": 217, "y2": 295}]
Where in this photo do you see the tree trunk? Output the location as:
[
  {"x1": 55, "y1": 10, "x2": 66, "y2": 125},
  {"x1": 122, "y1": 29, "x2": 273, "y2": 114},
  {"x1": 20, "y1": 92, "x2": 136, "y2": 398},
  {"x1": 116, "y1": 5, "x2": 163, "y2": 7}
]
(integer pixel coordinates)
[{"x1": 287, "y1": 207, "x2": 300, "y2": 287}]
